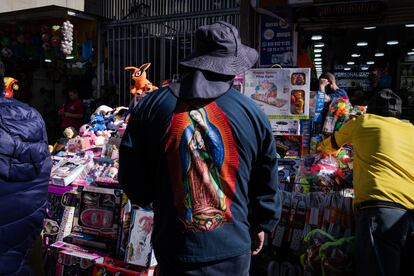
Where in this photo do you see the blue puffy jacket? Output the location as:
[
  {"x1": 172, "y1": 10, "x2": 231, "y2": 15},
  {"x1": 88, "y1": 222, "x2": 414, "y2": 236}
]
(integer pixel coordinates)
[{"x1": 0, "y1": 97, "x2": 51, "y2": 275}]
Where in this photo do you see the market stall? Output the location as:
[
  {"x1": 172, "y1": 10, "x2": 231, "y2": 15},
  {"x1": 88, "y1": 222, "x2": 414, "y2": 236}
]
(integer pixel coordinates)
[{"x1": 239, "y1": 67, "x2": 361, "y2": 276}]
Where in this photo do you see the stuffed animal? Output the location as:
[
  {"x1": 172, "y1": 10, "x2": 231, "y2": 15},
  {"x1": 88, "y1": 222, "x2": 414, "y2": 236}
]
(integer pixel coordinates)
[
  {"x1": 124, "y1": 63, "x2": 158, "y2": 95},
  {"x1": 63, "y1": 127, "x2": 77, "y2": 139},
  {"x1": 90, "y1": 114, "x2": 106, "y2": 132}
]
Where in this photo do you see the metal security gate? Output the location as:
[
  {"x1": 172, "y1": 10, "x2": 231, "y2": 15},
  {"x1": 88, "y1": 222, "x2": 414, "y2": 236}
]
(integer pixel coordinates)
[{"x1": 100, "y1": 1, "x2": 240, "y2": 106}]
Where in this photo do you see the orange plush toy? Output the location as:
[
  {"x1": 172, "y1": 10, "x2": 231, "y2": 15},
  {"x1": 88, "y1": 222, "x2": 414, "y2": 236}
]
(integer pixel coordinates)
[{"x1": 124, "y1": 63, "x2": 158, "y2": 95}]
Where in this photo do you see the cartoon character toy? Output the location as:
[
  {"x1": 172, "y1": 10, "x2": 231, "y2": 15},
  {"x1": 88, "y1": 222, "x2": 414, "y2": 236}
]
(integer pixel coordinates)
[
  {"x1": 1, "y1": 77, "x2": 19, "y2": 98},
  {"x1": 124, "y1": 63, "x2": 158, "y2": 95}
]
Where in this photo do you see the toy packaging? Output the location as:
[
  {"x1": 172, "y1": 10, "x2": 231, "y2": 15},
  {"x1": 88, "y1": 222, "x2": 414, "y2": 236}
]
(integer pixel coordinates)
[
  {"x1": 63, "y1": 232, "x2": 118, "y2": 255},
  {"x1": 276, "y1": 135, "x2": 304, "y2": 159},
  {"x1": 125, "y1": 209, "x2": 156, "y2": 267},
  {"x1": 50, "y1": 158, "x2": 92, "y2": 186},
  {"x1": 72, "y1": 186, "x2": 123, "y2": 240},
  {"x1": 277, "y1": 159, "x2": 300, "y2": 192},
  {"x1": 102, "y1": 137, "x2": 122, "y2": 159},
  {"x1": 323, "y1": 97, "x2": 352, "y2": 135},
  {"x1": 271, "y1": 119, "x2": 300, "y2": 135},
  {"x1": 50, "y1": 241, "x2": 105, "y2": 275},
  {"x1": 90, "y1": 158, "x2": 120, "y2": 188},
  {"x1": 43, "y1": 185, "x2": 74, "y2": 247}
]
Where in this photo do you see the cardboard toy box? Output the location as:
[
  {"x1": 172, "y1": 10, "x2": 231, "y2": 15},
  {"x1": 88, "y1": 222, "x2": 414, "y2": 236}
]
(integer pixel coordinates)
[
  {"x1": 92, "y1": 257, "x2": 149, "y2": 276},
  {"x1": 72, "y1": 186, "x2": 123, "y2": 240},
  {"x1": 93, "y1": 158, "x2": 120, "y2": 188},
  {"x1": 125, "y1": 209, "x2": 156, "y2": 267},
  {"x1": 63, "y1": 232, "x2": 118, "y2": 255},
  {"x1": 50, "y1": 241, "x2": 105, "y2": 275},
  {"x1": 271, "y1": 119, "x2": 301, "y2": 135},
  {"x1": 43, "y1": 185, "x2": 75, "y2": 247},
  {"x1": 277, "y1": 159, "x2": 300, "y2": 192},
  {"x1": 276, "y1": 134, "x2": 304, "y2": 159},
  {"x1": 50, "y1": 158, "x2": 92, "y2": 186}
]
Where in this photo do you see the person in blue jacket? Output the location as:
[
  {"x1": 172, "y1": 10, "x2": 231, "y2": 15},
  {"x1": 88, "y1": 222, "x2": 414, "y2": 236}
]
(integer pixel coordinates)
[
  {"x1": 319, "y1": 72, "x2": 348, "y2": 103},
  {"x1": 119, "y1": 21, "x2": 281, "y2": 276},
  {"x1": 0, "y1": 75, "x2": 52, "y2": 275}
]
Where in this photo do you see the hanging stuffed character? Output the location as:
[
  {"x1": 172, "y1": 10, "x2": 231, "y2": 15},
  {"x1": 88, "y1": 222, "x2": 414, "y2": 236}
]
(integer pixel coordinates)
[
  {"x1": 124, "y1": 63, "x2": 158, "y2": 96},
  {"x1": 1, "y1": 77, "x2": 19, "y2": 98}
]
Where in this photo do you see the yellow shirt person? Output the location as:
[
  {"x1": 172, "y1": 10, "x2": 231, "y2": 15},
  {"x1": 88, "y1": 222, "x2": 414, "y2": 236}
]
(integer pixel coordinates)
[{"x1": 319, "y1": 114, "x2": 414, "y2": 209}]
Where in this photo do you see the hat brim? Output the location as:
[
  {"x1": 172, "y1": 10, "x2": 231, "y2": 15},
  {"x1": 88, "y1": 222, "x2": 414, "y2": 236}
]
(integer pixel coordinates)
[{"x1": 179, "y1": 44, "x2": 258, "y2": 76}]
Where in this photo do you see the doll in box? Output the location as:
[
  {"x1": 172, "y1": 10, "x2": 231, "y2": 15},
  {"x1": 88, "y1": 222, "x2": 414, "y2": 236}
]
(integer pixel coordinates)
[{"x1": 291, "y1": 90, "x2": 305, "y2": 114}]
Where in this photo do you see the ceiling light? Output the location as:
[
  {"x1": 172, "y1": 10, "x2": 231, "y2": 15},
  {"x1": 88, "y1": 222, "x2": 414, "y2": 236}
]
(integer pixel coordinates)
[
  {"x1": 314, "y1": 49, "x2": 323, "y2": 53},
  {"x1": 363, "y1": 26, "x2": 376, "y2": 30},
  {"x1": 347, "y1": 61, "x2": 355, "y2": 65},
  {"x1": 366, "y1": 61, "x2": 375, "y2": 65},
  {"x1": 315, "y1": 54, "x2": 321, "y2": 57},
  {"x1": 408, "y1": 52, "x2": 414, "y2": 55},
  {"x1": 375, "y1": 52, "x2": 384, "y2": 57},
  {"x1": 45, "y1": 59, "x2": 52, "y2": 63},
  {"x1": 351, "y1": 53, "x2": 360, "y2": 57},
  {"x1": 314, "y1": 42, "x2": 325, "y2": 48},
  {"x1": 311, "y1": 35, "x2": 323, "y2": 41},
  {"x1": 361, "y1": 66, "x2": 369, "y2": 70},
  {"x1": 344, "y1": 67, "x2": 351, "y2": 71},
  {"x1": 386, "y1": 40, "x2": 399, "y2": 45},
  {"x1": 405, "y1": 24, "x2": 414, "y2": 28},
  {"x1": 314, "y1": 58, "x2": 322, "y2": 61},
  {"x1": 66, "y1": 56, "x2": 74, "y2": 60},
  {"x1": 315, "y1": 61, "x2": 322, "y2": 65},
  {"x1": 357, "y1": 42, "x2": 368, "y2": 46}
]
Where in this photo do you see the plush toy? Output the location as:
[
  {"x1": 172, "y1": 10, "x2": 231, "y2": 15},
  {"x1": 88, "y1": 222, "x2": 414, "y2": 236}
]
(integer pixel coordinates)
[
  {"x1": 94, "y1": 105, "x2": 113, "y2": 117},
  {"x1": 124, "y1": 63, "x2": 158, "y2": 95},
  {"x1": 1, "y1": 77, "x2": 19, "y2": 98},
  {"x1": 63, "y1": 127, "x2": 77, "y2": 139},
  {"x1": 90, "y1": 114, "x2": 107, "y2": 132}
]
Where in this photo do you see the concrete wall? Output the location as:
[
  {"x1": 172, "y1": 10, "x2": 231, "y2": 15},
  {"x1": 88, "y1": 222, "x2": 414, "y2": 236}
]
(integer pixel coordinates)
[{"x1": 0, "y1": 0, "x2": 85, "y2": 13}]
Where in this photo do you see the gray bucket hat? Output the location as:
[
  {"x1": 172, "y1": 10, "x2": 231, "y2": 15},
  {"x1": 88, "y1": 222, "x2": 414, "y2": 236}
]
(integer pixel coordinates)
[{"x1": 179, "y1": 21, "x2": 259, "y2": 76}]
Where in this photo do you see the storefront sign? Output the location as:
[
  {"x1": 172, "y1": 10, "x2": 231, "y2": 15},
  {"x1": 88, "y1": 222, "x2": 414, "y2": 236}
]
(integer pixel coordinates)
[
  {"x1": 259, "y1": 8, "x2": 296, "y2": 66},
  {"x1": 296, "y1": 0, "x2": 386, "y2": 21},
  {"x1": 243, "y1": 68, "x2": 311, "y2": 119}
]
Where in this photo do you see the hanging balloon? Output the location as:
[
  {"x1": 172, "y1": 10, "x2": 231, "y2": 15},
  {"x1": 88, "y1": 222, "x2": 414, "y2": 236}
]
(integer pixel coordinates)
[{"x1": 61, "y1": 20, "x2": 74, "y2": 56}]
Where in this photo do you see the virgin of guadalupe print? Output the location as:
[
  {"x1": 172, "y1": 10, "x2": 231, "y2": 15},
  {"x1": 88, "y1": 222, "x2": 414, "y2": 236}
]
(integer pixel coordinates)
[{"x1": 166, "y1": 102, "x2": 239, "y2": 232}]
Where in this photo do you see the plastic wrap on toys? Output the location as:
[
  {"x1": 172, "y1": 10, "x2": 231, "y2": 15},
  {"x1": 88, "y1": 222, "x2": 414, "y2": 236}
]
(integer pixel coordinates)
[
  {"x1": 319, "y1": 237, "x2": 355, "y2": 276},
  {"x1": 277, "y1": 159, "x2": 300, "y2": 192},
  {"x1": 335, "y1": 145, "x2": 353, "y2": 188},
  {"x1": 70, "y1": 186, "x2": 124, "y2": 240},
  {"x1": 296, "y1": 154, "x2": 339, "y2": 192},
  {"x1": 50, "y1": 158, "x2": 93, "y2": 186},
  {"x1": 323, "y1": 97, "x2": 352, "y2": 135}
]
